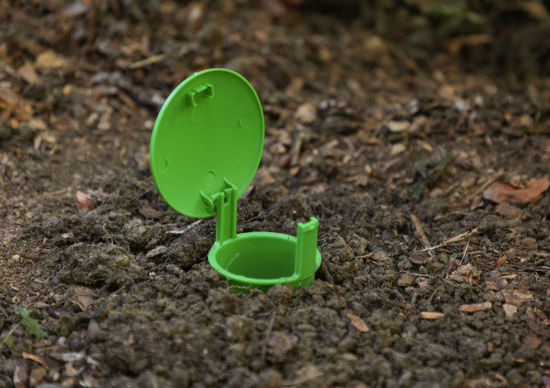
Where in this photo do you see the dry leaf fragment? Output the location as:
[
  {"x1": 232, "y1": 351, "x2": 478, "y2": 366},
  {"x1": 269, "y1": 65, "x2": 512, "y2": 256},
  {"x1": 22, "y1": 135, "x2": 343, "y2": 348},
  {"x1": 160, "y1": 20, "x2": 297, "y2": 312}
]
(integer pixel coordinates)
[
  {"x1": 35, "y1": 50, "x2": 69, "y2": 71},
  {"x1": 14, "y1": 360, "x2": 27, "y2": 388},
  {"x1": 29, "y1": 367, "x2": 47, "y2": 386},
  {"x1": 21, "y1": 352, "x2": 47, "y2": 367},
  {"x1": 267, "y1": 331, "x2": 298, "y2": 359},
  {"x1": 63, "y1": 1, "x2": 88, "y2": 17},
  {"x1": 0, "y1": 87, "x2": 34, "y2": 120},
  {"x1": 495, "y1": 202, "x2": 521, "y2": 218},
  {"x1": 532, "y1": 307, "x2": 549, "y2": 326},
  {"x1": 517, "y1": 1, "x2": 550, "y2": 21},
  {"x1": 139, "y1": 205, "x2": 163, "y2": 219},
  {"x1": 295, "y1": 103, "x2": 317, "y2": 124},
  {"x1": 397, "y1": 273, "x2": 415, "y2": 286},
  {"x1": 390, "y1": 143, "x2": 406, "y2": 155},
  {"x1": 75, "y1": 191, "x2": 94, "y2": 212},
  {"x1": 503, "y1": 303, "x2": 517, "y2": 319},
  {"x1": 71, "y1": 286, "x2": 96, "y2": 311},
  {"x1": 523, "y1": 334, "x2": 541, "y2": 349},
  {"x1": 17, "y1": 62, "x2": 42, "y2": 85},
  {"x1": 421, "y1": 311, "x2": 445, "y2": 320},
  {"x1": 450, "y1": 263, "x2": 481, "y2": 284},
  {"x1": 346, "y1": 313, "x2": 369, "y2": 332},
  {"x1": 502, "y1": 289, "x2": 533, "y2": 307},
  {"x1": 415, "y1": 277, "x2": 429, "y2": 289},
  {"x1": 483, "y1": 177, "x2": 549, "y2": 204},
  {"x1": 386, "y1": 120, "x2": 410, "y2": 132},
  {"x1": 372, "y1": 251, "x2": 389, "y2": 261},
  {"x1": 49, "y1": 352, "x2": 85, "y2": 362},
  {"x1": 408, "y1": 251, "x2": 431, "y2": 265},
  {"x1": 257, "y1": 168, "x2": 276, "y2": 185},
  {"x1": 458, "y1": 302, "x2": 492, "y2": 313},
  {"x1": 501, "y1": 274, "x2": 517, "y2": 281},
  {"x1": 495, "y1": 255, "x2": 507, "y2": 267}
]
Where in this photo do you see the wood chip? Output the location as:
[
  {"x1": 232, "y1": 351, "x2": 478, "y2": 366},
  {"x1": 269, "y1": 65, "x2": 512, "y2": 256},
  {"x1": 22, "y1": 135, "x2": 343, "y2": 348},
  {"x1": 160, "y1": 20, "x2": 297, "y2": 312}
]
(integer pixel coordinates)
[
  {"x1": 421, "y1": 311, "x2": 445, "y2": 320},
  {"x1": 458, "y1": 302, "x2": 492, "y2": 313},
  {"x1": 346, "y1": 313, "x2": 369, "y2": 332}
]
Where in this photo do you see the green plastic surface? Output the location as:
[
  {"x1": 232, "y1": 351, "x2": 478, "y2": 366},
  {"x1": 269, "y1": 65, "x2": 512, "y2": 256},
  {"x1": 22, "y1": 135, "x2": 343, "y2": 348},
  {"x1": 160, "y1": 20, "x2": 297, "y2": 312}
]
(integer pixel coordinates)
[
  {"x1": 204, "y1": 181, "x2": 321, "y2": 292},
  {"x1": 208, "y1": 222, "x2": 322, "y2": 293},
  {"x1": 150, "y1": 68, "x2": 321, "y2": 292},
  {"x1": 150, "y1": 68, "x2": 264, "y2": 218}
]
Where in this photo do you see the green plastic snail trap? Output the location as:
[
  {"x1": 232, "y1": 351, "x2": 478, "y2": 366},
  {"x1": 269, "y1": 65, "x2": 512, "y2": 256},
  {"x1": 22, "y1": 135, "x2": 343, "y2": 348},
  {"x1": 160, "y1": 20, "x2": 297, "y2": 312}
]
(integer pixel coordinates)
[{"x1": 150, "y1": 68, "x2": 321, "y2": 292}]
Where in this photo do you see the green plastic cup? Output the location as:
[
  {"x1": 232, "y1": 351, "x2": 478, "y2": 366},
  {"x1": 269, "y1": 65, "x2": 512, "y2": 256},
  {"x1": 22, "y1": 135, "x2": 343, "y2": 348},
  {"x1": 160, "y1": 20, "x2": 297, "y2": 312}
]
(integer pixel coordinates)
[
  {"x1": 150, "y1": 68, "x2": 321, "y2": 292},
  {"x1": 209, "y1": 222, "x2": 321, "y2": 293}
]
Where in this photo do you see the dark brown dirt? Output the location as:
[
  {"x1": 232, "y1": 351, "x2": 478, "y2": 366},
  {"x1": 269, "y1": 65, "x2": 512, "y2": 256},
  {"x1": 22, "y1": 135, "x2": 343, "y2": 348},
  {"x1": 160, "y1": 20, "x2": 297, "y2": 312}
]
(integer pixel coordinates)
[{"x1": 1, "y1": 1, "x2": 549, "y2": 387}]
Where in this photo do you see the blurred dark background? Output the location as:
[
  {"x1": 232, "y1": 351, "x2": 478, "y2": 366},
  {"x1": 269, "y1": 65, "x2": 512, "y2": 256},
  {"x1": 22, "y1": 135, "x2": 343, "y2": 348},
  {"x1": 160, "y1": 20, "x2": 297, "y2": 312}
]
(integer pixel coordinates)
[{"x1": 3, "y1": 0, "x2": 549, "y2": 78}]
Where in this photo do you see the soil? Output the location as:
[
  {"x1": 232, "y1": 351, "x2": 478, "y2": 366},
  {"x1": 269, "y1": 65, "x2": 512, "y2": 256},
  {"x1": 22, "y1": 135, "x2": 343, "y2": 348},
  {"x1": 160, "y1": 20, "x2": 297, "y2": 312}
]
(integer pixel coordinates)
[{"x1": 1, "y1": 1, "x2": 550, "y2": 387}]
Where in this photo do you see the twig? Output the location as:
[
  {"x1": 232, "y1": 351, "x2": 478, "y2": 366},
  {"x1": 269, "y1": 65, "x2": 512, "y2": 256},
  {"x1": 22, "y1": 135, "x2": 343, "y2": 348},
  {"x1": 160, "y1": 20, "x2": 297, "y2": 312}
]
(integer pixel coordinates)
[
  {"x1": 407, "y1": 272, "x2": 430, "y2": 278},
  {"x1": 261, "y1": 312, "x2": 276, "y2": 361},
  {"x1": 355, "y1": 253, "x2": 375, "y2": 259},
  {"x1": 128, "y1": 54, "x2": 165, "y2": 69},
  {"x1": 410, "y1": 213, "x2": 433, "y2": 257},
  {"x1": 419, "y1": 228, "x2": 478, "y2": 252},
  {"x1": 0, "y1": 322, "x2": 20, "y2": 348},
  {"x1": 464, "y1": 169, "x2": 505, "y2": 204},
  {"x1": 444, "y1": 236, "x2": 471, "y2": 278},
  {"x1": 166, "y1": 219, "x2": 203, "y2": 235},
  {"x1": 460, "y1": 237, "x2": 470, "y2": 265},
  {"x1": 427, "y1": 290, "x2": 437, "y2": 304}
]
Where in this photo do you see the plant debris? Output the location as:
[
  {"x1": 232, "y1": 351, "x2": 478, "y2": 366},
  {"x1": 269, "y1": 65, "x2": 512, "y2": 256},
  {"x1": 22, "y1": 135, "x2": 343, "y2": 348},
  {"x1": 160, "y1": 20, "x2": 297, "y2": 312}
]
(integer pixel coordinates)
[
  {"x1": 449, "y1": 263, "x2": 481, "y2": 284},
  {"x1": 75, "y1": 191, "x2": 94, "y2": 212},
  {"x1": 483, "y1": 177, "x2": 550, "y2": 204},
  {"x1": 458, "y1": 302, "x2": 492, "y2": 313},
  {"x1": 420, "y1": 312, "x2": 445, "y2": 320},
  {"x1": 346, "y1": 313, "x2": 369, "y2": 332}
]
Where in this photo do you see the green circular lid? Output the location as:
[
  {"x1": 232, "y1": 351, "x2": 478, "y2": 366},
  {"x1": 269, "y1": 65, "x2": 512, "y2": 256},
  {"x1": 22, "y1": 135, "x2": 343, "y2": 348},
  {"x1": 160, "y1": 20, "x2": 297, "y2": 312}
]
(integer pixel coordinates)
[{"x1": 150, "y1": 68, "x2": 264, "y2": 218}]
